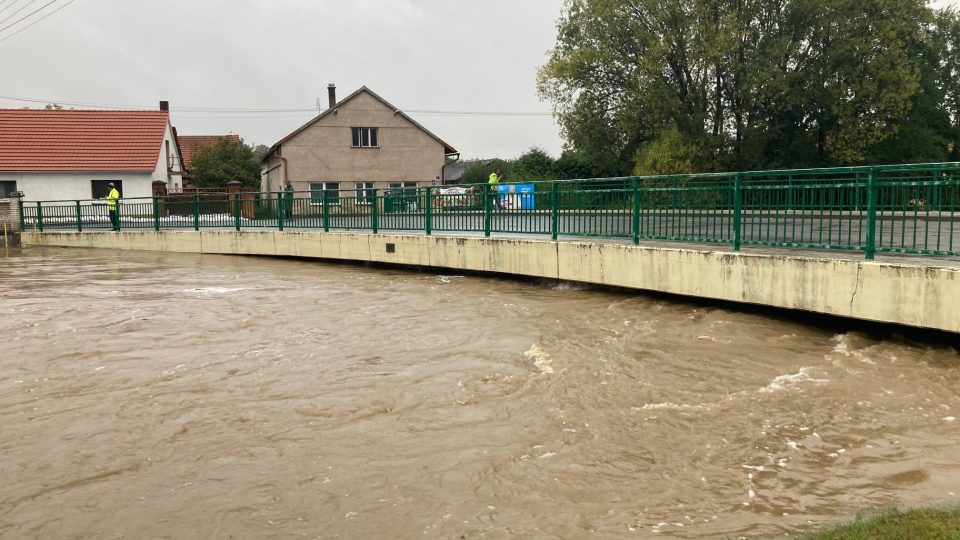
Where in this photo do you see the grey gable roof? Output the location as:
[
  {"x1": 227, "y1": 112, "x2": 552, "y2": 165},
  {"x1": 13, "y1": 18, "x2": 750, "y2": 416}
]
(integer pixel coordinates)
[{"x1": 263, "y1": 86, "x2": 458, "y2": 161}]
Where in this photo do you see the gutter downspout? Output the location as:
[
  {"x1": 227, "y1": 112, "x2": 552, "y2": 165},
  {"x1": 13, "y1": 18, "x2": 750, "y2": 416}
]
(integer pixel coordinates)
[
  {"x1": 263, "y1": 147, "x2": 289, "y2": 192},
  {"x1": 442, "y1": 152, "x2": 460, "y2": 185}
]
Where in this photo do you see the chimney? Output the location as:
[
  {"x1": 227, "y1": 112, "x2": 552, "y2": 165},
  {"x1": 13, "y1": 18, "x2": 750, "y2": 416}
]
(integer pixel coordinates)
[
  {"x1": 159, "y1": 100, "x2": 169, "y2": 112},
  {"x1": 327, "y1": 84, "x2": 336, "y2": 109}
]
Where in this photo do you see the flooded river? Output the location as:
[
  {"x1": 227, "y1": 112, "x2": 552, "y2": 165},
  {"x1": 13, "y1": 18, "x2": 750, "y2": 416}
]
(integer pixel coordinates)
[{"x1": 1, "y1": 247, "x2": 959, "y2": 539}]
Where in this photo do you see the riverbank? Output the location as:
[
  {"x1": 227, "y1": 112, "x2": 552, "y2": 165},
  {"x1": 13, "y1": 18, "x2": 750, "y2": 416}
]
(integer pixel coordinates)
[{"x1": 796, "y1": 506, "x2": 960, "y2": 539}]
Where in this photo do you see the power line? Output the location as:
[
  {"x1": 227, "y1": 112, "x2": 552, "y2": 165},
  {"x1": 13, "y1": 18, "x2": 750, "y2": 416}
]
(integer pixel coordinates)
[
  {"x1": 0, "y1": 95, "x2": 555, "y2": 117},
  {"x1": 172, "y1": 114, "x2": 317, "y2": 120},
  {"x1": 0, "y1": 0, "x2": 38, "y2": 27},
  {"x1": 407, "y1": 110, "x2": 552, "y2": 117},
  {"x1": 0, "y1": 0, "x2": 76, "y2": 42},
  {"x1": 0, "y1": 0, "x2": 19, "y2": 18},
  {"x1": 0, "y1": 94, "x2": 144, "y2": 109}
]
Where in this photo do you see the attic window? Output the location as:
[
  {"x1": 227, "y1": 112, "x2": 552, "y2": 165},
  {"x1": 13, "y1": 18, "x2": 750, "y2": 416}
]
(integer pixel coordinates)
[{"x1": 351, "y1": 127, "x2": 378, "y2": 148}]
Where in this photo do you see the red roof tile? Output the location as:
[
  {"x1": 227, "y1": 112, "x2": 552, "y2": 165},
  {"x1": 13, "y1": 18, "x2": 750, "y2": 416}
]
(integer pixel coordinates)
[
  {"x1": 178, "y1": 134, "x2": 240, "y2": 171},
  {"x1": 0, "y1": 109, "x2": 170, "y2": 172}
]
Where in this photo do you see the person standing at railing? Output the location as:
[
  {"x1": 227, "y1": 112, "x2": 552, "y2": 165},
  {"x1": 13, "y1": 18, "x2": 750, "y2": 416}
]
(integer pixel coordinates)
[
  {"x1": 488, "y1": 169, "x2": 504, "y2": 211},
  {"x1": 106, "y1": 182, "x2": 120, "y2": 231},
  {"x1": 283, "y1": 182, "x2": 294, "y2": 218}
]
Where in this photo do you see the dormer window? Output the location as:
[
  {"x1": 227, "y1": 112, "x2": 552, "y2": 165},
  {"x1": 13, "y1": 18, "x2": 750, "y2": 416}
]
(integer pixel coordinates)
[{"x1": 351, "y1": 127, "x2": 378, "y2": 148}]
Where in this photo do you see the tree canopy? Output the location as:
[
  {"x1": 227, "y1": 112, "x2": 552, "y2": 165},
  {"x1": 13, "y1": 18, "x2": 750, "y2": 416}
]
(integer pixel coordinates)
[
  {"x1": 538, "y1": 0, "x2": 960, "y2": 175},
  {"x1": 458, "y1": 147, "x2": 609, "y2": 184},
  {"x1": 189, "y1": 138, "x2": 261, "y2": 189}
]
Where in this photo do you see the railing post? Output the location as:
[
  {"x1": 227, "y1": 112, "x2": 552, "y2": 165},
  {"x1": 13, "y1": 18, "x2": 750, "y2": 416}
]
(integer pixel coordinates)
[
  {"x1": 733, "y1": 173, "x2": 742, "y2": 251},
  {"x1": 277, "y1": 193, "x2": 285, "y2": 231},
  {"x1": 153, "y1": 197, "x2": 161, "y2": 231},
  {"x1": 484, "y1": 184, "x2": 492, "y2": 237},
  {"x1": 76, "y1": 200, "x2": 83, "y2": 232},
  {"x1": 424, "y1": 187, "x2": 432, "y2": 235},
  {"x1": 36, "y1": 201, "x2": 43, "y2": 232},
  {"x1": 234, "y1": 195, "x2": 241, "y2": 231},
  {"x1": 787, "y1": 174, "x2": 795, "y2": 208},
  {"x1": 551, "y1": 181, "x2": 559, "y2": 241},
  {"x1": 18, "y1": 200, "x2": 25, "y2": 230},
  {"x1": 192, "y1": 194, "x2": 200, "y2": 231},
  {"x1": 631, "y1": 177, "x2": 640, "y2": 245},
  {"x1": 371, "y1": 189, "x2": 379, "y2": 233},
  {"x1": 322, "y1": 190, "x2": 330, "y2": 232},
  {"x1": 865, "y1": 168, "x2": 878, "y2": 260}
]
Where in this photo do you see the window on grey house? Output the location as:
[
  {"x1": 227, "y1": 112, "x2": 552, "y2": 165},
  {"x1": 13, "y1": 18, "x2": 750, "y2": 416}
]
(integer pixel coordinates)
[
  {"x1": 309, "y1": 182, "x2": 340, "y2": 204},
  {"x1": 91, "y1": 180, "x2": 122, "y2": 199},
  {"x1": 355, "y1": 182, "x2": 375, "y2": 204},
  {"x1": 389, "y1": 181, "x2": 418, "y2": 196},
  {"x1": 388, "y1": 181, "x2": 419, "y2": 211},
  {"x1": 351, "y1": 127, "x2": 378, "y2": 148},
  {"x1": 0, "y1": 181, "x2": 17, "y2": 198}
]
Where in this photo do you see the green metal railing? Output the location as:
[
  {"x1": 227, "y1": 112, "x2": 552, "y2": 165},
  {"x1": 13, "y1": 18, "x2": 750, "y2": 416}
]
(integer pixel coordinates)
[{"x1": 17, "y1": 162, "x2": 960, "y2": 259}]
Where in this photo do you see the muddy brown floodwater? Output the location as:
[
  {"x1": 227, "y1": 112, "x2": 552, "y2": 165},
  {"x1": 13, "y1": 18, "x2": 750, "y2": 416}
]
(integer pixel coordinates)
[{"x1": 1, "y1": 247, "x2": 960, "y2": 539}]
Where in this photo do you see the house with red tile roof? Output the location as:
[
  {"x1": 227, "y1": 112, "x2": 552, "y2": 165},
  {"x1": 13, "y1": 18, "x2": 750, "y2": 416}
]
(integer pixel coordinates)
[{"x1": 0, "y1": 103, "x2": 184, "y2": 202}]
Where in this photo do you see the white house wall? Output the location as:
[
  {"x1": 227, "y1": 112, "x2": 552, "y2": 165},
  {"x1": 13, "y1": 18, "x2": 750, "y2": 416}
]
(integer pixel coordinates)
[
  {"x1": 157, "y1": 123, "x2": 183, "y2": 190},
  {"x1": 1, "y1": 120, "x2": 180, "y2": 202},
  {"x1": 0, "y1": 171, "x2": 156, "y2": 202}
]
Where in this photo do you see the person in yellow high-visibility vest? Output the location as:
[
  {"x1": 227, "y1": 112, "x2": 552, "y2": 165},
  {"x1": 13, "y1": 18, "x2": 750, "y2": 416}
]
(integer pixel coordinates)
[
  {"x1": 106, "y1": 182, "x2": 120, "y2": 231},
  {"x1": 488, "y1": 169, "x2": 503, "y2": 211}
]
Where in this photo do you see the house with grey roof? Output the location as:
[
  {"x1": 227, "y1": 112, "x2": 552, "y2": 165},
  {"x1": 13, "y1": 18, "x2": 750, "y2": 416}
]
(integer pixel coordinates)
[{"x1": 261, "y1": 85, "x2": 458, "y2": 206}]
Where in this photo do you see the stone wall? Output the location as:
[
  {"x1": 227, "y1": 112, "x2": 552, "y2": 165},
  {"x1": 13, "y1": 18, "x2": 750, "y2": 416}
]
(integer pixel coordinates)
[{"x1": 0, "y1": 199, "x2": 20, "y2": 231}]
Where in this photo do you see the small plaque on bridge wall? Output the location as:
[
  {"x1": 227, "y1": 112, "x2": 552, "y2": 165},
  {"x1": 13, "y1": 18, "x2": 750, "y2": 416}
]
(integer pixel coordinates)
[{"x1": 385, "y1": 243, "x2": 395, "y2": 253}]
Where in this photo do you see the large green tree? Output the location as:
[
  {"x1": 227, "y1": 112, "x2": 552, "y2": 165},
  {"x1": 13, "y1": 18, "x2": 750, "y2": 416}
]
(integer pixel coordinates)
[
  {"x1": 190, "y1": 138, "x2": 261, "y2": 189},
  {"x1": 190, "y1": 137, "x2": 260, "y2": 188},
  {"x1": 933, "y1": 9, "x2": 960, "y2": 161},
  {"x1": 538, "y1": 0, "x2": 944, "y2": 175}
]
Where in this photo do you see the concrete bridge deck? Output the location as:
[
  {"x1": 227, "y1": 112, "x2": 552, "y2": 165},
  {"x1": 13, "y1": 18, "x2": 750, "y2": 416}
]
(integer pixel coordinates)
[{"x1": 18, "y1": 229, "x2": 960, "y2": 335}]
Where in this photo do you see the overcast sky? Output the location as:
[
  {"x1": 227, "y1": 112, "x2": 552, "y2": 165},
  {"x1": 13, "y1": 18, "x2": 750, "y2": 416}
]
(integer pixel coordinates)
[
  {"x1": 0, "y1": 0, "x2": 567, "y2": 159},
  {"x1": 3, "y1": 0, "x2": 958, "y2": 161}
]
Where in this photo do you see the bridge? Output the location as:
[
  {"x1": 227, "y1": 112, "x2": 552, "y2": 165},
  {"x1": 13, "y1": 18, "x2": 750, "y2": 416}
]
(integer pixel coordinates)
[{"x1": 10, "y1": 162, "x2": 960, "y2": 334}]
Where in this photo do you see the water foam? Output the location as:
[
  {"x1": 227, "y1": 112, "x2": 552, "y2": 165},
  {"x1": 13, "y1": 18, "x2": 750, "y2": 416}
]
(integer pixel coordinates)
[
  {"x1": 551, "y1": 281, "x2": 588, "y2": 291},
  {"x1": 181, "y1": 287, "x2": 253, "y2": 297},
  {"x1": 830, "y1": 333, "x2": 876, "y2": 364},
  {"x1": 633, "y1": 402, "x2": 707, "y2": 411},
  {"x1": 759, "y1": 368, "x2": 829, "y2": 393},
  {"x1": 523, "y1": 343, "x2": 554, "y2": 374}
]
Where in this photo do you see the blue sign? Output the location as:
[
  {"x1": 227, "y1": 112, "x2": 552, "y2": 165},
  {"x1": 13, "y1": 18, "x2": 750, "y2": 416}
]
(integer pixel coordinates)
[{"x1": 497, "y1": 183, "x2": 535, "y2": 210}]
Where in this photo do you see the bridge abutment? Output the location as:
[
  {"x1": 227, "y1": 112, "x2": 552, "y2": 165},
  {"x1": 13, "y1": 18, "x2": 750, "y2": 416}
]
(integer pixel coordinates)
[{"x1": 20, "y1": 230, "x2": 960, "y2": 334}]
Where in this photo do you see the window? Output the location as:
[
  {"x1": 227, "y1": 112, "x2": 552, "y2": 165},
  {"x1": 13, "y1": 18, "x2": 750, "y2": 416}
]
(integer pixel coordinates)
[
  {"x1": 309, "y1": 182, "x2": 340, "y2": 205},
  {"x1": 0, "y1": 181, "x2": 16, "y2": 199},
  {"x1": 351, "y1": 127, "x2": 379, "y2": 148},
  {"x1": 91, "y1": 180, "x2": 122, "y2": 199},
  {"x1": 355, "y1": 182, "x2": 375, "y2": 205},
  {"x1": 388, "y1": 181, "x2": 419, "y2": 211},
  {"x1": 389, "y1": 181, "x2": 418, "y2": 195},
  {"x1": 388, "y1": 181, "x2": 418, "y2": 189}
]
